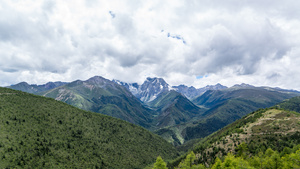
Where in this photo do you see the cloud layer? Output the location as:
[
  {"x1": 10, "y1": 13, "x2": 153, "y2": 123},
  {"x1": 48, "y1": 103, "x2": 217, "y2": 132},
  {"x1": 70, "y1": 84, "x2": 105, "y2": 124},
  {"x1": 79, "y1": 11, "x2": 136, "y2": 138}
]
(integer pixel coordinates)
[{"x1": 1, "y1": 0, "x2": 300, "y2": 90}]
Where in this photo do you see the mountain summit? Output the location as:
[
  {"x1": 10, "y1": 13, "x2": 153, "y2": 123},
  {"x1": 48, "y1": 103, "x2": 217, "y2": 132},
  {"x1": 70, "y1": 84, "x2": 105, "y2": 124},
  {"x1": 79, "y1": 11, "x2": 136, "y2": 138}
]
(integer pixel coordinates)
[
  {"x1": 43, "y1": 76, "x2": 154, "y2": 128},
  {"x1": 114, "y1": 77, "x2": 173, "y2": 102},
  {"x1": 137, "y1": 77, "x2": 172, "y2": 102},
  {"x1": 114, "y1": 77, "x2": 227, "y2": 102}
]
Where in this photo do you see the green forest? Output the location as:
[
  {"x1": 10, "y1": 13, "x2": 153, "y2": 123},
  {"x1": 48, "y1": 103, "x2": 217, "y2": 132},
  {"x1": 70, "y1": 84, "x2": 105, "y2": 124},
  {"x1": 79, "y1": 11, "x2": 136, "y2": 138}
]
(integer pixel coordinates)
[
  {"x1": 0, "y1": 87, "x2": 178, "y2": 168},
  {"x1": 154, "y1": 143, "x2": 300, "y2": 169}
]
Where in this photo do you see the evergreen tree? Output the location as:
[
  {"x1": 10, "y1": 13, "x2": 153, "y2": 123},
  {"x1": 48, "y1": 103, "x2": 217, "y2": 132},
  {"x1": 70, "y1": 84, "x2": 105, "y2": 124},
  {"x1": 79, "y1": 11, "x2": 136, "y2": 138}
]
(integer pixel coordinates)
[
  {"x1": 179, "y1": 151, "x2": 196, "y2": 169},
  {"x1": 153, "y1": 156, "x2": 168, "y2": 169},
  {"x1": 236, "y1": 142, "x2": 249, "y2": 159},
  {"x1": 211, "y1": 157, "x2": 222, "y2": 169}
]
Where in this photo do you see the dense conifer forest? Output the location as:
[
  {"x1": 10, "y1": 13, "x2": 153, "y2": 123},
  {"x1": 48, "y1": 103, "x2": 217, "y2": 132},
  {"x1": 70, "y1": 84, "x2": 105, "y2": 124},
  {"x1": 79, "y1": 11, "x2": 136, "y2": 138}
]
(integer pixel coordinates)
[{"x1": 0, "y1": 87, "x2": 178, "y2": 168}]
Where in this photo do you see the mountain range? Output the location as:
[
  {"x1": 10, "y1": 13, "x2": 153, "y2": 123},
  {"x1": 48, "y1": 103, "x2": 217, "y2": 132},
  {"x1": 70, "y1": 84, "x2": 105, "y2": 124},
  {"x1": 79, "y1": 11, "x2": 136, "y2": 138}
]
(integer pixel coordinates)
[
  {"x1": 113, "y1": 77, "x2": 227, "y2": 101},
  {"x1": 7, "y1": 76, "x2": 300, "y2": 146},
  {"x1": 42, "y1": 76, "x2": 155, "y2": 129},
  {"x1": 4, "y1": 75, "x2": 300, "y2": 168}
]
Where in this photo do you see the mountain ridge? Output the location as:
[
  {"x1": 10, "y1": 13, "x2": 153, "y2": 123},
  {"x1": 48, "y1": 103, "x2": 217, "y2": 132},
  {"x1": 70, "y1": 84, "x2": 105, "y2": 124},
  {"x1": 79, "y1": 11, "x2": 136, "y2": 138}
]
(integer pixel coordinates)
[
  {"x1": 7, "y1": 81, "x2": 67, "y2": 94},
  {"x1": 114, "y1": 77, "x2": 228, "y2": 101},
  {"x1": 42, "y1": 76, "x2": 155, "y2": 129},
  {"x1": 156, "y1": 85, "x2": 300, "y2": 145}
]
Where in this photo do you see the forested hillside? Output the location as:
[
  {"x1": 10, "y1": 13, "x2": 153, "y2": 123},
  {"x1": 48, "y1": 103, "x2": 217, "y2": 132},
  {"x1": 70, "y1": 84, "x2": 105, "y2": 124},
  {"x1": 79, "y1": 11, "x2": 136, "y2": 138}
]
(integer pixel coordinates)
[
  {"x1": 167, "y1": 107, "x2": 300, "y2": 168},
  {"x1": 155, "y1": 144, "x2": 300, "y2": 169},
  {"x1": 0, "y1": 87, "x2": 178, "y2": 169},
  {"x1": 277, "y1": 96, "x2": 300, "y2": 113}
]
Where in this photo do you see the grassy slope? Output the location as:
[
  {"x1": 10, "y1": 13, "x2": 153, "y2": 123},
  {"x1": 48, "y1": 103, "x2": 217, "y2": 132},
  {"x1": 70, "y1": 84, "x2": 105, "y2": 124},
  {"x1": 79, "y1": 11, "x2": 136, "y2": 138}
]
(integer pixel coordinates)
[
  {"x1": 0, "y1": 87, "x2": 178, "y2": 169},
  {"x1": 169, "y1": 107, "x2": 300, "y2": 168}
]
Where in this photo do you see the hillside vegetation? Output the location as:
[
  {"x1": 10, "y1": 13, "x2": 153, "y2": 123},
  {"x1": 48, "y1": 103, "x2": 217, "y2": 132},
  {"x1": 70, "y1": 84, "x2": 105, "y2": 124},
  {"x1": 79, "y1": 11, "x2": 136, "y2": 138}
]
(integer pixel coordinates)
[
  {"x1": 156, "y1": 144, "x2": 300, "y2": 169},
  {"x1": 156, "y1": 87, "x2": 299, "y2": 146},
  {"x1": 168, "y1": 107, "x2": 300, "y2": 168},
  {"x1": 0, "y1": 87, "x2": 178, "y2": 169},
  {"x1": 277, "y1": 96, "x2": 300, "y2": 113}
]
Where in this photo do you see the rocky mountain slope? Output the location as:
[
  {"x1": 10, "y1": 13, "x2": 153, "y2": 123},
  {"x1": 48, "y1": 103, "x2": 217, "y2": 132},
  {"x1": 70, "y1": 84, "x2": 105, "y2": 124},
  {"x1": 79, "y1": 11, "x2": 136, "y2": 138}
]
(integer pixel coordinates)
[
  {"x1": 115, "y1": 77, "x2": 227, "y2": 101},
  {"x1": 115, "y1": 77, "x2": 172, "y2": 102},
  {"x1": 43, "y1": 76, "x2": 155, "y2": 128},
  {"x1": 172, "y1": 83, "x2": 227, "y2": 99}
]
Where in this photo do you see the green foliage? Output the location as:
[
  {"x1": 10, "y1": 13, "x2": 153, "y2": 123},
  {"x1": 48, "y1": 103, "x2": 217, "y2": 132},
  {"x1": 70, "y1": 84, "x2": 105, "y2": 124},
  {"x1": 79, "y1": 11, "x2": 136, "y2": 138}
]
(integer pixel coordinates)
[
  {"x1": 0, "y1": 87, "x2": 178, "y2": 168},
  {"x1": 173, "y1": 145, "x2": 300, "y2": 169},
  {"x1": 153, "y1": 156, "x2": 168, "y2": 169},
  {"x1": 164, "y1": 145, "x2": 300, "y2": 168},
  {"x1": 236, "y1": 142, "x2": 249, "y2": 159},
  {"x1": 178, "y1": 151, "x2": 196, "y2": 169},
  {"x1": 175, "y1": 151, "x2": 206, "y2": 169},
  {"x1": 278, "y1": 96, "x2": 300, "y2": 113}
]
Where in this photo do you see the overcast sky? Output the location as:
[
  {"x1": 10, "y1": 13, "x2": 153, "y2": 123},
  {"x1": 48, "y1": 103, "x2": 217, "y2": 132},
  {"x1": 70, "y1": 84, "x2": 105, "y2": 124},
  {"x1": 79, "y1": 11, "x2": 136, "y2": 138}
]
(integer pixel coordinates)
[{"x1": 1, "y1": 0, "x2": 300, "y2": 89}]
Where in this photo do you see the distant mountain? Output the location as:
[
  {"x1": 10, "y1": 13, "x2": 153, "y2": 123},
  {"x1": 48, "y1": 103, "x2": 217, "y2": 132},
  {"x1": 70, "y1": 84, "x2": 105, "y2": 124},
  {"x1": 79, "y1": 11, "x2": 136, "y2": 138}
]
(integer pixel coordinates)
[
  {"x1": 114, "y1": 77, "x2": 172, "y2": 102},
  {"x1": 113, "y1": 80, "x2": 140, "y2": 96},
  {"x1": 231, "y1": 83, "x2": 255, "y2": 88},
  {"x1": 156, "y1": 86, "x2": 300, "y2": 145},
  {"x1": 43, "y1": 76, "x2": 155, "y2": 128},
  {"x1": 147, "y1": 90, "x2": 205, "y2": 129},
  {"x1": 137, "y1": 77, "x2": 172, "y2": 102},
  {"x1": 114, "y1": 78, "x2": 206, "y2": 130},
  {"x1": 7, "y1": 77, "x2": 221, "y2": 131},
  {"x1": 7, "y1": 81, "x2": 67, "y2": 94},
  {"x1": 171, "y1": 85, "x2": 200, "y2": 99},
  {"x1": 169, "y1": 107, "x2": 300, "y2": 168},
  {"x1": 172, "y1": 83, "x2": 227, "y2": 99},
  {"x1": 115, "y1": 77, "x2": 227, "y2": 101},
  {"x1": 0, "y1": 87, "x2": 178, "y2": 169}
]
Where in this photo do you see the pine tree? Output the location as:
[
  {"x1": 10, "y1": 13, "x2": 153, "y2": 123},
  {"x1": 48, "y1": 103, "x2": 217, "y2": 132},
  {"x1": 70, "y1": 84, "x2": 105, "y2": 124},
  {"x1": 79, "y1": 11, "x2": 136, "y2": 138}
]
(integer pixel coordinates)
[{"x1": 153, "y1": 156, "x2": 168, "y2": 169}]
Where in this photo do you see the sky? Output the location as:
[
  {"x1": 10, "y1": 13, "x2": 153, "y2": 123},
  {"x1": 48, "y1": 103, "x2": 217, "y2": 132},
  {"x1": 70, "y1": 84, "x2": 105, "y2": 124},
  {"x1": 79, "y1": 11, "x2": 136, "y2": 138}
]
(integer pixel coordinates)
[{"x1": 1, "y1": 0, "x2": 300, "y2": 90}]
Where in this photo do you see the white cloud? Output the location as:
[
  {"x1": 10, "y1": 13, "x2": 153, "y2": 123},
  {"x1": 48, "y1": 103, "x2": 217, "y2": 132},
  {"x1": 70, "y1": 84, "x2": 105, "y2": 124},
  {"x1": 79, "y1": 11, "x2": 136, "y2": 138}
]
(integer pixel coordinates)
[{"x1": 1, "y1": 0, "x2": 300, "y2": 90}]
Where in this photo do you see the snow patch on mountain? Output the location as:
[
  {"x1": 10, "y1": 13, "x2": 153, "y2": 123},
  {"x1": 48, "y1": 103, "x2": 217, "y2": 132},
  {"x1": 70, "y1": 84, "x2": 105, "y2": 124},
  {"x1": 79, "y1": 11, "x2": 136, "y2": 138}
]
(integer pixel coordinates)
[{"x1": 113, "y1": 78, "x2": 227, "y2": 102}]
